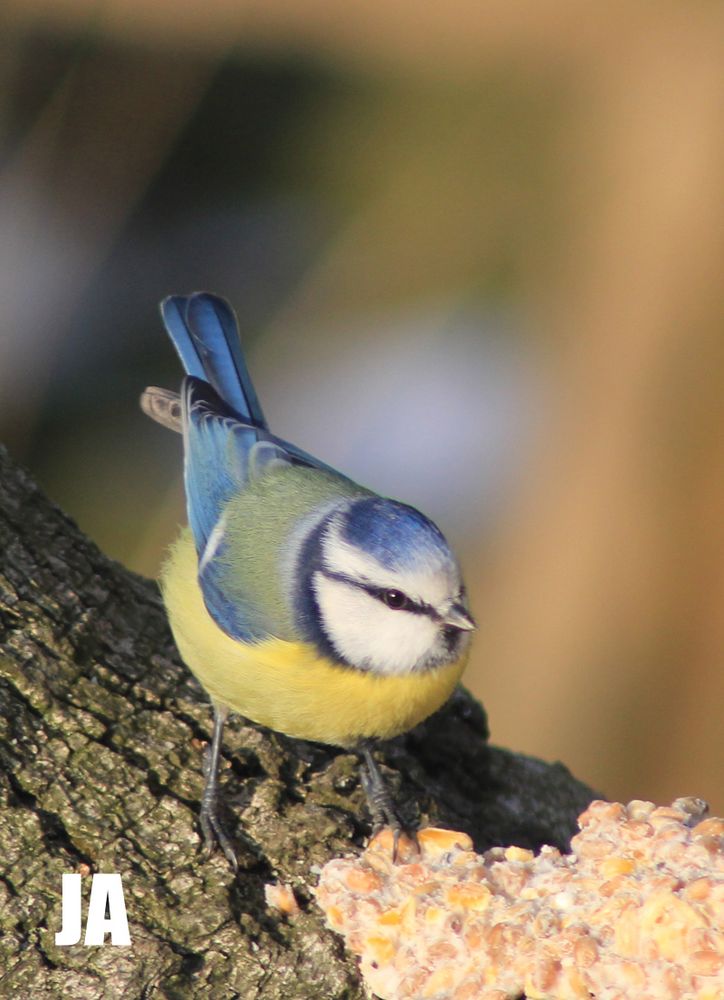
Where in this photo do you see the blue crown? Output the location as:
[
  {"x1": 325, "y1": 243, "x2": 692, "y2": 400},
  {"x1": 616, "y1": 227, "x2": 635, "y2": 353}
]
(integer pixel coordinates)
[{"x1": 341, "y1": 497, "x2": 453, "y2": 571}]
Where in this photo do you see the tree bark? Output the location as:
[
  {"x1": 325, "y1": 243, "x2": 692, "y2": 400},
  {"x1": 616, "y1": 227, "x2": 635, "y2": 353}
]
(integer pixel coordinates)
[{"x1": 0, "y1": 445, "x2": 595, "y2": 998}]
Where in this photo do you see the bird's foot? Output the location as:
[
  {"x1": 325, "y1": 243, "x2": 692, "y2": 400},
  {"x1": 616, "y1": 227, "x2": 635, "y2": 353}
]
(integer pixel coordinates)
[
  {"x1": 360, "y1": 746, "x2": 420, "y2": 863},
  {"x1": 199, "y1": 705, "x2": 238, "y2": 872},
  {"x1": 199, "y1": 797, "x2": 239, "y2": 872}
]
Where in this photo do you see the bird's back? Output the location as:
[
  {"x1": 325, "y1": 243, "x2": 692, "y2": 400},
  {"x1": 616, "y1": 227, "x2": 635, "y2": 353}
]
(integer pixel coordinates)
[{"x1": 213, "y1": 463, "x2": 370, "y2": 641}]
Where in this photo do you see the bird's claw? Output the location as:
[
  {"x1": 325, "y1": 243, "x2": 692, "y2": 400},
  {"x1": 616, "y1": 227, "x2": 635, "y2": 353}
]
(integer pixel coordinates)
[
  {"x1": 360, "y1": 745, "x2": 419, "y2": 863},
  {"x1": 199, "y1": 802, "x2": 239, "y2": 872}
]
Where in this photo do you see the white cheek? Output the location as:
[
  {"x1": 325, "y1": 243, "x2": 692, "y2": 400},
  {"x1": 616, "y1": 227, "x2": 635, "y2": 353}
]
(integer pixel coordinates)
[{"x1": 313, "y1": 574, "x2": 439, "y2": 675}]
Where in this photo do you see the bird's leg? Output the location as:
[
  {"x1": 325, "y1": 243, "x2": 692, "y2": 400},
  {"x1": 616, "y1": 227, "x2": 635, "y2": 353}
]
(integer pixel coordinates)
[
  {"x1": 199, "y1": 704, "x2": 238, "y2": 872},
  {"x1": 359, "y1": 744, "x2": 419, "y2": 862}
]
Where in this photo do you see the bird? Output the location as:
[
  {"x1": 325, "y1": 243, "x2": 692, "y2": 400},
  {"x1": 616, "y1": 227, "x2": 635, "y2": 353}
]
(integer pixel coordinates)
[{"x1": 141, "y1": 292, "x2": 476, "y2": 869}]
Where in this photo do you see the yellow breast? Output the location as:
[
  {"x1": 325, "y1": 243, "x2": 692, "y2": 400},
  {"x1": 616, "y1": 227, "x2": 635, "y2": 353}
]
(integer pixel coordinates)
[{"x1": 161, "y1": 529, "x2": 467, "y2": 747}]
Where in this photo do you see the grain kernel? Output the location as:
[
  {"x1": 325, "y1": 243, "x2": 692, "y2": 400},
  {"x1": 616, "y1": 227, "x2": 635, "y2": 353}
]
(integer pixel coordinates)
[
  {"x1": 599, "y1": 878, "x2": 623, "y2": 897},
  {"x1": 578, "y1": 799, "x2": 622, "y2": 826},
  {"x1": 393, "y1": 833, "x2": 421, "y2": 864},
  {"x1": 573, "y1": 936, "x2": 598, "y2": 967},
  {"x1": 452, "y1": 980, "x2": 487, "y2": 1000},
  {"x1": 560, "y1": 966, "x2": 591, "y2": 998},
  {"x1": 504, "y1": 846, "x2": 534, "y2": 863},
  {"x1": 463, "y1": 927, "x2": 483, "y2": 949},
  {"x1": 344, "y1": 867, "x2": 382, "y2": 893},
  {"x1": 626, "y1": 799, "x2": 655, "y2": 820},
  {"x1": 600, "y1": 856, "x2": 635, "y2": 878},
  {"x1": 417, "y1": 827, "x2": 473, "y2": 855},
  {"x1": 427, "y1": 940, "x2": 458, "y2": 962},
  {"x1": 412, "y1": 879, "x2": 439, "y2": 896},
  {"x1": 325, "y1": 904, "x2": 344, "y2": 929},
  {"x1": 697, "y1": 834, "x2": 722, "y2": 854},
  {"x1": 684, "y1": 877, "x2": 711, "y2": 901},
  {"x1": 570, "y1": 834, "x2": 614, "y2": 858},
  {"x1": 368, "y1": 828, "x2": 395, "y2": 854},
  {"x1": 397, "y1": 863, "x2": 427, "y2": 881},
  {"x1": 364, "y1": 934, "x2": 396, "y2": 965},
  {"x1": 422, "y1": 966, "x2": 456, "y2": 996},
  {"x1": 692, "y1": 817, "x2": 724, "y2": 838},
  {"x1": 264, "y1": 882, "x2": 300, "y2": 916},
  {"x1": 626, "y1": 820, "x2": 654, "y2": 838},
  {"x1": 619, "y1": 960, "x2": 646, "y2": 988},
  {"x1": 695, "y1": 987, "x2": 724, "y2": 1000},
  {"x1": 689, "y1": 950, "x2": 722, "y2": 976},
  {"x1": 689, "y1": 926, "x2": 720, "y2": 952},
  {"x1": 424, "y1": 905, "x2": 445, "y2": 926},
  {"x1": 445, "y1": 882, "x2": 492, "y2": 911},
  {"x1": 530, "y1": 956, "x2": 561, "y2": 992},
  {"x1": 650, "y1": 806, "x2": 686, "y2": 823},
  {"x1": 614, "y1": 906, "x2": 640, "y2": 956}
]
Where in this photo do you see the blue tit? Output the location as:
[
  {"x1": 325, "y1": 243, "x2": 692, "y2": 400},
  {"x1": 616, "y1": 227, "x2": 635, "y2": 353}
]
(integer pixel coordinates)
[{"x1": 141, "y1": 292, "x2": 475, "y2": 868}]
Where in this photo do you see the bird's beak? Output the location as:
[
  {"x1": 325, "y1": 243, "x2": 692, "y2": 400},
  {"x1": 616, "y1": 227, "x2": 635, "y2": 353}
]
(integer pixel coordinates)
[{"x1": 444, "y1": 603, "x2": 477, "y2": 631}]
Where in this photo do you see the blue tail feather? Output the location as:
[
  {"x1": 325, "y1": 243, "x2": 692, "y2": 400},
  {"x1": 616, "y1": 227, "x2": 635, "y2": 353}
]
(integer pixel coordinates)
[{"x1": 160, "y1": 292, "x2": 267, "y2": 429}]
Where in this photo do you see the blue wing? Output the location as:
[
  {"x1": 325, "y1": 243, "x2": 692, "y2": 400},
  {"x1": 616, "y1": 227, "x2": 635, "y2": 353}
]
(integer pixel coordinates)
[
  {"x1": 181, "y1": 376, "x2": 262, "y2": 554},
  {"x1": 181, "y1": 377, "x2": 317, "y2": 642},
  {"x1": 182, "y1": 377, "x2": 284, "y2": 641},
  {"x1": 161, "y1": 292, "x2": 267, "y2": 428},
  {"x1": 161, "y1": 291, "x2": 348, "y2": 642},
  {"x1": 181, "y1": 376, "x2": 332, "y2": 553}
]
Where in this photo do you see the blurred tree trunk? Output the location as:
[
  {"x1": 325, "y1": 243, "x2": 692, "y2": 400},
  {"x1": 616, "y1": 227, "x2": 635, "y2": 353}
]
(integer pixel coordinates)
[{"x1": 0, "y1": 445, "x2": 594, "y2": 998}]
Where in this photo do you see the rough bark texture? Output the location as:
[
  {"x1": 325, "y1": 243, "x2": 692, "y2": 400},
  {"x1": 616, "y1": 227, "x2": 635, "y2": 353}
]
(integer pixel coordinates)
[{"x1": 0, "y1": 445, "x2": 596, "y2": 998}]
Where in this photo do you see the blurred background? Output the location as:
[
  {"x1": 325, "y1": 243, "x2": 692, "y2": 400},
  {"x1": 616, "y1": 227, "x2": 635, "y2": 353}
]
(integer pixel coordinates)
[{"x1": 1, "y1": 3, "x2": 722, "y2": 814}]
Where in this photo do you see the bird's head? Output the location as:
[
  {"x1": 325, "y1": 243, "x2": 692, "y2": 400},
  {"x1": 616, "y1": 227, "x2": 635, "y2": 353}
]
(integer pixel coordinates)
[{"x1": 301, "y1": 497, "x2": 475, "y2": 675}]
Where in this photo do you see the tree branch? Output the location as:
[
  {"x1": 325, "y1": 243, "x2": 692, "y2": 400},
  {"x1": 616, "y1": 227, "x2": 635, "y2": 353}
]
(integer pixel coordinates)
[{"x1": 0, "y1": 445, "x2": 595, "y2": 997}]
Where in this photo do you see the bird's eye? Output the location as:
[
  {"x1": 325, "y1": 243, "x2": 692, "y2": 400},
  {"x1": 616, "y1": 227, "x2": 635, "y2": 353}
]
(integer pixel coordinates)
[{"x1": 381, "y1": 589, "x2": 408, "y2": 610}]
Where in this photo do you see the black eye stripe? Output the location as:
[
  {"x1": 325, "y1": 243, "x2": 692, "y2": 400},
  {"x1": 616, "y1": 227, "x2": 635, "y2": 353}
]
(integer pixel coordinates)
[
  {"x1": 370, "y1": 587, "x2": 426, "y2": 615},
  {"x1": 320, "y1": 570, "x2": 436, "y2": 618}
]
